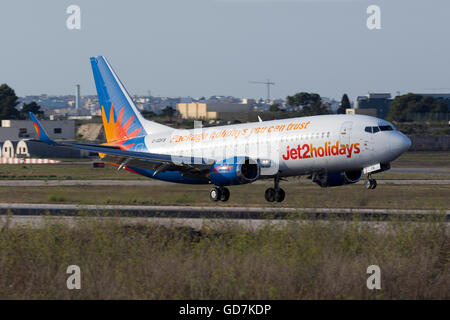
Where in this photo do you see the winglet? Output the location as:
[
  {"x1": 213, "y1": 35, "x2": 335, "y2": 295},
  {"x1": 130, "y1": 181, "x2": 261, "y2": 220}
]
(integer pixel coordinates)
[{"x1": 29, "y1": 112, "x2": 55, "y2": 144}]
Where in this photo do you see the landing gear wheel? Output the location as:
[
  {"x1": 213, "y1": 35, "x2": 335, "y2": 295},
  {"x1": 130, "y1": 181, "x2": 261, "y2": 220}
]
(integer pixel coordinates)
[
  {"x1": 265, "y1": 175, "x2": 287, "y2": 203},
  {"x1": 265, "y1": 188, "x2": 276, "y2": 202},
  {"x1": 365, "y1": 178, "x2": 377, "y2": 190},
  {"x1": 219, "y1": 187, "x2": 230, "y2": 202},
  {"x1": 209, "y1": 187, "x2": 221, "y2": 202},
  {"x1": 275, "y1": 188, "x2": 285, "y2": 202}
]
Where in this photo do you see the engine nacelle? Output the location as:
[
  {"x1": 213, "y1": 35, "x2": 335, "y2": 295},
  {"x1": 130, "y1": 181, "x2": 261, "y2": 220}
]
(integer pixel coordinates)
[
  {"x1": 209, "y1": 156, "x2": 260, "y2": 186},
  {"x1": 313, "y1": 169, "x2": 363, "y2": 188}
]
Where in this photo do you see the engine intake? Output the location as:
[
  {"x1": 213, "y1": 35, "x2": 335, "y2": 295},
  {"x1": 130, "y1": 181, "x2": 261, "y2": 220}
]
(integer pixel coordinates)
[{"x1": 210, "y1": 157, "x2": 260, "y2": 186}]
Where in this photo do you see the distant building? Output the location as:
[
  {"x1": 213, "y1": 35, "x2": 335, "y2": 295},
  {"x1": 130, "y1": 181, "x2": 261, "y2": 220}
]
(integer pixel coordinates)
[
  {"x1": 67, "y1": 115, "x2": 94, "y2": 120},
  {"x1": 179, "y1": 97, "x2": 193, "y2": 104},
  {"x1": 355, "y1": 93, "x2": 392, "y2": 119},
  {"x1": 0, "y1": 119, "x2": 75, "y2": 142},
  {"x1": 75, "y1": 84, "x2": 81, "y2": 110},
  {"x1": 177, "y1": 103, "x2": 252, "y2": 120},
  {"x1": 346, "y1": 108, "x2": 377, "y2": 117}
]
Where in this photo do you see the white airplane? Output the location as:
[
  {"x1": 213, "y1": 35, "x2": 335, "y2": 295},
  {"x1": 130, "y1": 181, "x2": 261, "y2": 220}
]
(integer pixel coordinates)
[{"x1": 29, "y1": 56, "x2": 411, "y2": 203}]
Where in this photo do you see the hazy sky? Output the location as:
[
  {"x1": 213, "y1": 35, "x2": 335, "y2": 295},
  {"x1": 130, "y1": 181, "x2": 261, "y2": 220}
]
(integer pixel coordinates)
[{"x1": 1, "y1": 0, "x2": 449, "y2": 101}]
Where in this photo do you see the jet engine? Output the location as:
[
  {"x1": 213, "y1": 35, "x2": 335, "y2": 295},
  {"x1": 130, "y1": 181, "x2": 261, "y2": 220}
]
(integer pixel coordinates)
[
  {"x1": 209, "y1": 156, "x2": 260, "y2": 186},
  {"x1": 312, "y1": 169, "x2": 363, "y2": 188}
]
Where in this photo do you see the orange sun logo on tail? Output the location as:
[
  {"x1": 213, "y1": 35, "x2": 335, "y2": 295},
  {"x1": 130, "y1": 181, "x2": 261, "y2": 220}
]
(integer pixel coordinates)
[
  {"x1": 101, "y1": 104, "x2": 141, "y2": 150},
  {"x1": 32, "y1": 122, "x2": 41, "y2": 138}
]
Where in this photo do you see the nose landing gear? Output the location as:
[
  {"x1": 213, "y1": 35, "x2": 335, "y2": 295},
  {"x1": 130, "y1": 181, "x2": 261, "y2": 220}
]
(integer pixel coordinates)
[
  {"x1": 365, "y1": 174, "x2": 377, "y2": 189},
  {"x1": 209, "y1": 186, "x2": 230, "y2": 202},
  {"x1": 265, "y1": 176, "x2": 285, "y2": 202}
]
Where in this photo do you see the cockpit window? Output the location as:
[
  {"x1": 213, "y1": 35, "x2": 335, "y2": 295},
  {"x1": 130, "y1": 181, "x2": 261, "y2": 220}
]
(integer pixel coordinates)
[
  {"x1": 365, "y1": 125, "x2": 394, "y2": 134},
  {"x1": 365, "y1": 126, "x2": 380, "y2": 133},
  {"x1": 379, "y1": 125, "x2": 393, "y2": 131}
]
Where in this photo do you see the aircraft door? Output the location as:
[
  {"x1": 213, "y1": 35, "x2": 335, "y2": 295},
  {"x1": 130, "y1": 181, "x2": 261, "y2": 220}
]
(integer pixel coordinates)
[
  {"x1": 339, "y1": 121, "x2": 353, "y2": 145},
  {"x1": 362, "y1": 126, "x2": 376, "y2": 153}
]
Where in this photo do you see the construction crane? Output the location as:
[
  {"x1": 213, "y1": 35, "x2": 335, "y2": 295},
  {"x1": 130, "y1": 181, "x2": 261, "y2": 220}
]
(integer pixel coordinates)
[{"x1": 249, "y1": 79, "x2": 275, "y2": 102}]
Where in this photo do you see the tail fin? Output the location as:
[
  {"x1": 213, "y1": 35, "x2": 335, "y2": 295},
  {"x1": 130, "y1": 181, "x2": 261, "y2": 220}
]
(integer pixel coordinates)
[
  {"x1": 29, "y1": 112, "x2": 55, "y2": 145},
  {"x1": 90, "y1": 56, "x2": 170, "y2": 143}
]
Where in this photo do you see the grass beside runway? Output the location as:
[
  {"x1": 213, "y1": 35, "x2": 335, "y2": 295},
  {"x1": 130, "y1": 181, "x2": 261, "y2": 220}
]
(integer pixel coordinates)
[
  {"x1": 389, "y1": 151, "x2": 450, "y2": 167},
  {"x1": 0, "y1": 163, "x2": 147, "y2": 180},
  {"x1": 0, "y1": 183, "x2": 448, "y2": 210},
  {"x1": 0, "y1": 216, "x2": 447, "y2": 299}
]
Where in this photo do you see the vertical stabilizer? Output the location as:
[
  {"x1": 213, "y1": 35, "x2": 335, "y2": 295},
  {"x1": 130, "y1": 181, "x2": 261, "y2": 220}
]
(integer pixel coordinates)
[{"x1": 90, "y1": 56, "x2": 170, "y2": 143}]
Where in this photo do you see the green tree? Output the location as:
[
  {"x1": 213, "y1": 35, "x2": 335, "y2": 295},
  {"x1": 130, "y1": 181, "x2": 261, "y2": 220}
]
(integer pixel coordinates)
[
  {"x1": 141, "y1": 110, "x2": 157, "y2": 119},
  {"x1": 388, "y1": 93, "x2": 449, "y2": 122},
  {"x1": 269, "y1": 103, "x2": 281, "y2": 112},
  {"x1": 287, "y1": 92, "x2": 321, "y2": 110},
  {"x1": 286, "y1": 92, "x2": 331, "y2": 116},
  {"x1": 20, "y1": 101, "x2": 43, "y2": 119},
  {"x1": 337, "y1": 94, "x2": 351, "y2": 114},
  {"x1": 0, "y1": 83, "x2": 21, "y2": 120},
  {"x1": 161, "y1": 106, "x2": 176, "y2": 121}
]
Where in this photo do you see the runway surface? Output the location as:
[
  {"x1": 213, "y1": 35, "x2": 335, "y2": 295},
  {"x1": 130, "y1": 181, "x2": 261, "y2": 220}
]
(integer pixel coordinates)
[
  {"x1": 0, "y1": 203, "x2": 448, "y2": 221},
  {"x1": 1, "y1": 179, "x2": 449, "y2": 186},
  {"x1": 390, "y1": 167, "x2": 449, "y2": 174}
]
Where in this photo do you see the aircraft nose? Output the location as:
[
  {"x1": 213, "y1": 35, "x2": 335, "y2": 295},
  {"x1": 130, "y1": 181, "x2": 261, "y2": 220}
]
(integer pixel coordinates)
[{"x1": 391, "y1": 132, "x2": 411, "y2": 155}]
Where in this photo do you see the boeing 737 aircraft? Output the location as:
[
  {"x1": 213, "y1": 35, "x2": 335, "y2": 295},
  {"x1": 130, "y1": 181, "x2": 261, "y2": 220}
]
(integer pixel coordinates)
[{"x1": 29, "y1": 56, "x2": 411, "y2": 202}]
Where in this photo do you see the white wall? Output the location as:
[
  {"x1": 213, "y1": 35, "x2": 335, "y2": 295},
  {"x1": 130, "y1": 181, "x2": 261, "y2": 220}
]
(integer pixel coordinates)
[{"x1": 1, "y1": 140, "x2": 15, "y2": 158}]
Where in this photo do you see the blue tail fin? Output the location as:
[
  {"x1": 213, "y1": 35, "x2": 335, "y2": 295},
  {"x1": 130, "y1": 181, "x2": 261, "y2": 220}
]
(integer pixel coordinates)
[
  {"x1": 90, "y1": 56, "x2": 170, "y2": 143},
  {"x1": 29, "y1": 112, "x2": 55, "y2": 145}
]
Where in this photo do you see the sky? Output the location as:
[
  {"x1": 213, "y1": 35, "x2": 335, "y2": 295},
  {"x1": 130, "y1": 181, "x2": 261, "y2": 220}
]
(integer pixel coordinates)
[{"x1": 1, "y1": 0, "x2": 450, "y2": 101}]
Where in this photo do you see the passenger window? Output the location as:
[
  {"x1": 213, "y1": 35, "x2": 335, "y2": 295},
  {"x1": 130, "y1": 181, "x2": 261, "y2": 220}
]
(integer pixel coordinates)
[
  {"x1": 373, "y1": 126, "x2": 380, "y2": 133},
  {"x1": 365, "y1": 127, "x2": 372, "y2": 133}
]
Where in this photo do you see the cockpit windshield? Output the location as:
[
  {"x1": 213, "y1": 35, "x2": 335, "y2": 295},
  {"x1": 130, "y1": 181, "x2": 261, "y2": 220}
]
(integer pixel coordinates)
[
  {"x1": 379, "y1": 125, "x2": 393, "y2": 131},
  {"x1": 365, "y1": 125, "x2": 394, "y2": 134}
]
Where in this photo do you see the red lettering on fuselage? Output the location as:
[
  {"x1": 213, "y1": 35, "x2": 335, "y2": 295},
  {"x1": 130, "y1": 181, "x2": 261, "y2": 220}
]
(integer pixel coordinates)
[{"x1": 281, "y1": 141, "x2": 361, "y2": 161}]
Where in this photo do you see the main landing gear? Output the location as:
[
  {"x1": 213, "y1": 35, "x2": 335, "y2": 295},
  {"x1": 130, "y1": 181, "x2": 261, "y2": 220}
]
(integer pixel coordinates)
[
  {"x1": 209, "y1": 186, "x2": 230, "y2": 202},
  {"x1": 265, "y1": 176, "x2": 285, "y2": 203},
  {"x1": 364, "y1": 174, "x2": 377, "y2": 190}
]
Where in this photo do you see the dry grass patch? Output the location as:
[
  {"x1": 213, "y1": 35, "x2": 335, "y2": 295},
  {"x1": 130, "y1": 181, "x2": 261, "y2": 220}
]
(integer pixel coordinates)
[{"x1": 0, "y1": 216, "x2": 448, "y2": 299}]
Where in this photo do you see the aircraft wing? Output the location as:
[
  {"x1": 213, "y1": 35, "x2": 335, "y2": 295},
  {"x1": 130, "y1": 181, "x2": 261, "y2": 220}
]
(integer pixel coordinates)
[{"x1": 28, "y1": 112, "x2": 213, "y2": 177}]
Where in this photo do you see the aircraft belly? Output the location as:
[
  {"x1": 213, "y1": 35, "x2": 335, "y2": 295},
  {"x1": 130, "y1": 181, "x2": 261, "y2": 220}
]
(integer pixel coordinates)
[{"x1": 127, "y1": 166, "x2": 209, "y2": 184}]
